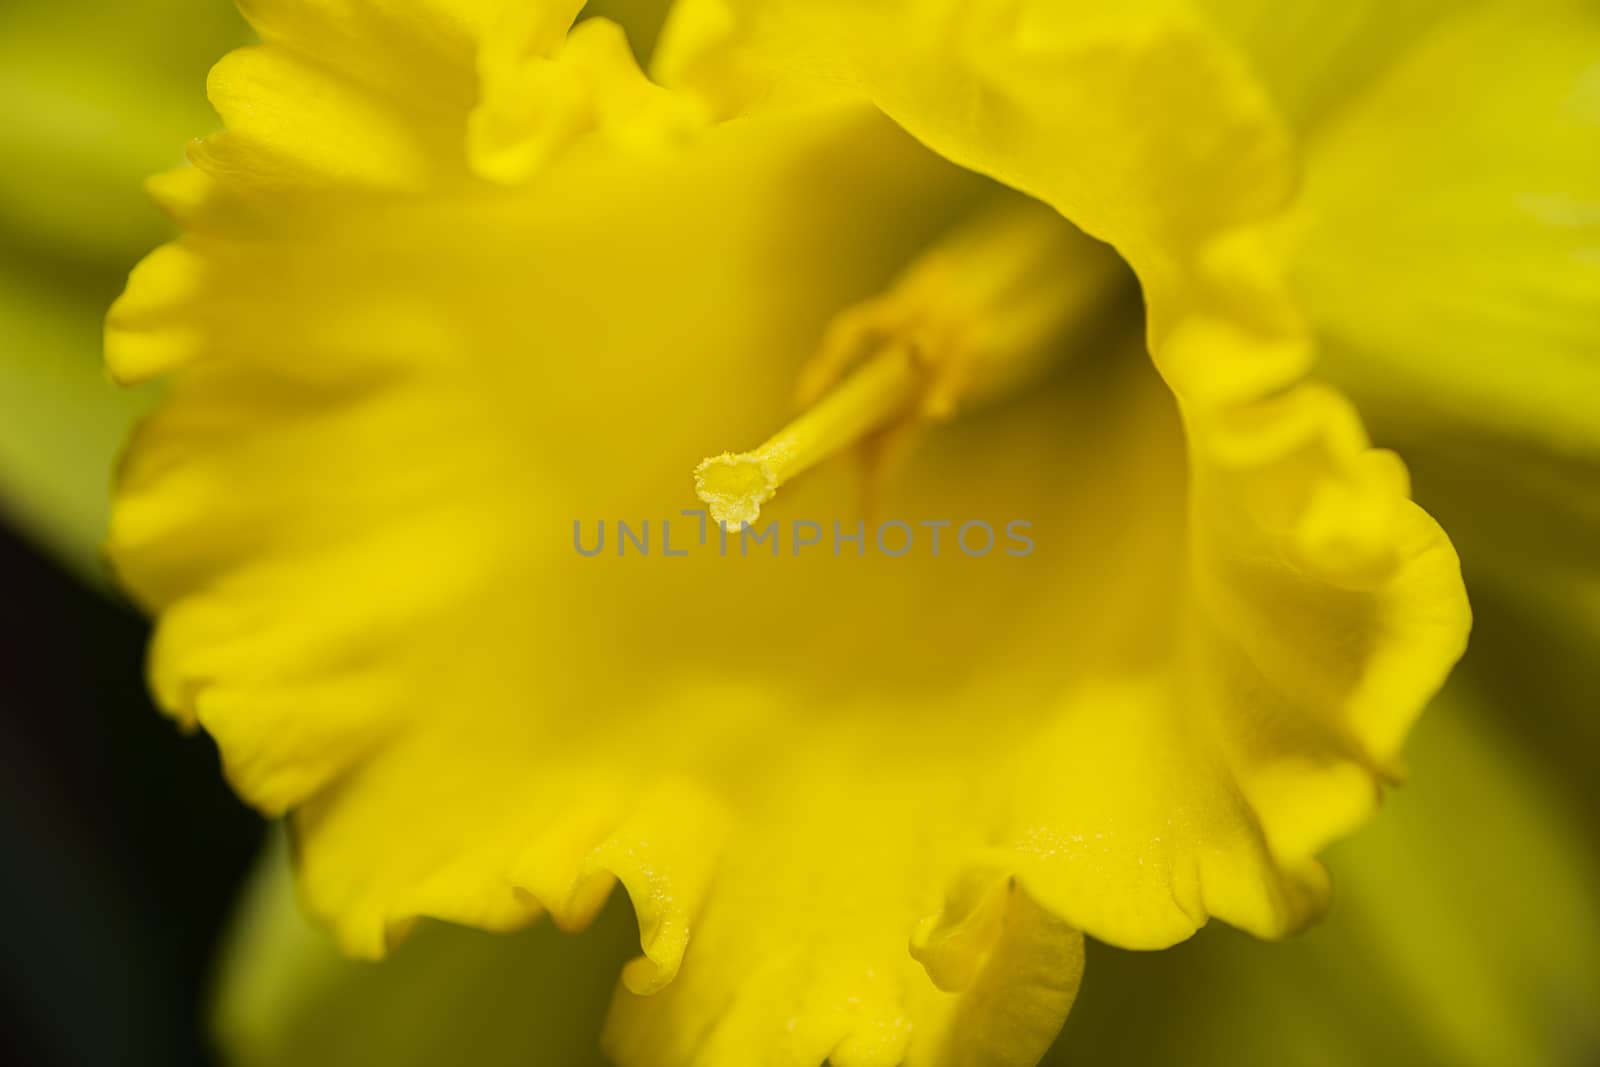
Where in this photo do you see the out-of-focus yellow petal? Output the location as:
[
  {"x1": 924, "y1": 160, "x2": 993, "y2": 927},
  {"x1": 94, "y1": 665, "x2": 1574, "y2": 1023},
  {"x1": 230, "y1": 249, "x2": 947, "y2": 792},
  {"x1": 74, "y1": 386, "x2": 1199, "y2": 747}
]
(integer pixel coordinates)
[
  {"x1": 197, "y1": 44, "x2": 457, "y2": 192},
  {"x1": 658, "y1": 0, "x2": 1297, "y2": 290},
  {"x1": 1194, "y1": 0, "x2": 1472, "y2": 128},
  {"x1": 1283, "y1": 0, "x2": 1600, "y2": 570},
  {"x1": 231, "y1": 0, "x2": 515, "y2": 107}
]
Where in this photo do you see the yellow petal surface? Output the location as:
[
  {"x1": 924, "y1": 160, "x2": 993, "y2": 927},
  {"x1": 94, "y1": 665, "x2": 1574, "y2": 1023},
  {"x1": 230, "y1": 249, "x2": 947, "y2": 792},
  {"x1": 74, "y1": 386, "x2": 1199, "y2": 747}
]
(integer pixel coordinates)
[
  {"x1": 213, "y1": 675, "x2": 1600, "y2": 1067},
  {"x1": 1283, "y1": 0, "x2": 1600, "y2": 571},
  {"x1": 1193, "y1": 0, "x2": 1472, "y2": 128},
  {"x1": 111, "y1": 32, "x2": 1100, "y2": 1050},
  {"x1": 604, "y1": 724, "x2": 1085, "y2": 1067},
  {"x1": 671, "y1": 0, "x2": 1470, "y2": 940},
  {"x1": 108, "y1": 1, "x2": 1476, "y2": 1061}
]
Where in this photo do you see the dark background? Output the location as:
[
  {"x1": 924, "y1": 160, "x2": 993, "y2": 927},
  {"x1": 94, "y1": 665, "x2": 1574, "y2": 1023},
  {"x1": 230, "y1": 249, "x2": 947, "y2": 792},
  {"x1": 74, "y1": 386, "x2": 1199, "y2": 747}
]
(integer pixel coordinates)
[{"x1": 0, "y1": 520, "x2": 262, "y2": 1067}]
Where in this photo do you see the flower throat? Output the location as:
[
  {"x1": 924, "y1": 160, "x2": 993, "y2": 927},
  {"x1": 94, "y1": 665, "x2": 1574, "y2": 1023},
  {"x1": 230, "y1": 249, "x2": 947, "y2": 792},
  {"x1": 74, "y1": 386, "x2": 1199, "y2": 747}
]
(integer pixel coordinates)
[{"x1": 693, "y1": 196, "x2": 1128, "y2": 527}]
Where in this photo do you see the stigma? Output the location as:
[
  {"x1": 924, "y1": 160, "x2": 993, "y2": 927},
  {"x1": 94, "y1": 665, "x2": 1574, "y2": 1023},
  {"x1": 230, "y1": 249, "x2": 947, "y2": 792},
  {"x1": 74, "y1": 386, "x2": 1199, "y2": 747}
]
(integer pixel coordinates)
[{"x1": 693, "y1": 196, "x2": 1126, "y2": 527}]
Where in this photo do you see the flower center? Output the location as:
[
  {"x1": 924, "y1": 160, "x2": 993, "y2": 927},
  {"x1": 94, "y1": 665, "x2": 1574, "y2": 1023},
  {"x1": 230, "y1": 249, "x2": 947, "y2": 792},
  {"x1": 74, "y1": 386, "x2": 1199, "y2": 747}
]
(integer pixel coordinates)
[{"x1": 693, "y1": 197, "x2": 1126, "y2": 527}]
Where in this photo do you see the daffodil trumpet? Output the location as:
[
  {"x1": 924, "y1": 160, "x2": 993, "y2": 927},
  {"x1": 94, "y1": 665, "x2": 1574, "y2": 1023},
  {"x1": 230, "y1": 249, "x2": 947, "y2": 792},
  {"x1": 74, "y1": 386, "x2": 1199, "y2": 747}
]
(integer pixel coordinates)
[
  {"x1": 696, "y1": 197, "x2": 1126, "y2": 527},
  {"x1": 99, "y1": 0, "x2": 1555, "y2": 1062}
]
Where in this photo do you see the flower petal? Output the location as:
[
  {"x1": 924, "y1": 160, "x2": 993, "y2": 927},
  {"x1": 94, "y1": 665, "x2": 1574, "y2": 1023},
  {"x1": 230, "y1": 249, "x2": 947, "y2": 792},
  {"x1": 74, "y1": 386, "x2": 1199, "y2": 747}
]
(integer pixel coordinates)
[
  {"x1": 197, "y1": 44, "x2": 457, "y2": 191},
  {"x1": 602, "y1": 727, "x2": 1084, "y2": 1067},
  {"x1": 233, "y1": 0, "x2": 544, "y2": 105},
  {"x1": 112, "y1": 1, "x2": 1477, "y2": 1057},
  {"x1": 1283, "y1": 0, "x2": 1600, "y2": 570},
  {"x1": 657, "y1": 0, "x2": 1297, "y2": 285},
  {"x1": 107, "y1": 54, "x2": 994, "y2": 978},
  {"x1": 680, "y1": 0, "x2": 1471, "y2": 948},
  {"x1": 1193, "y1": 0, "x2": 1471, "y2": 127}
]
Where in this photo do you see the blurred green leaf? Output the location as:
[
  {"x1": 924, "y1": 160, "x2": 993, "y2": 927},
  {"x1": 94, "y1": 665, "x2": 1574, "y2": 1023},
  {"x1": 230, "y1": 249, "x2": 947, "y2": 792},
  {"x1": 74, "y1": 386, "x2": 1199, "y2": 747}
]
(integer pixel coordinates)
[
  {"x1": 0, "y1": 0, "x2": 248, "y2": 579},
  {"x1": 0, "y1": 0, "x2": 247, "y2": 266},
  {"x1": 0, "y1": 262, "x2": 155, "y2": 581},
  {"x1": 216, "y1": 833, "x2": 637, "y2": 1067}
]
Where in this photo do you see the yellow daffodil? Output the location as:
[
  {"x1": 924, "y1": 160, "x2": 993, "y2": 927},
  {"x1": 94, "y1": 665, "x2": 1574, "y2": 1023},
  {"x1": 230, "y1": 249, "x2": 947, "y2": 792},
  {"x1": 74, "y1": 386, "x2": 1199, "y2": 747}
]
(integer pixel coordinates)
[
  {"x1": 104, "y1": 0, "x2": 1594, "y2": 1062},
  {"x1": 210, "y1": 673, "x2": 1600, "y2": 1067}
]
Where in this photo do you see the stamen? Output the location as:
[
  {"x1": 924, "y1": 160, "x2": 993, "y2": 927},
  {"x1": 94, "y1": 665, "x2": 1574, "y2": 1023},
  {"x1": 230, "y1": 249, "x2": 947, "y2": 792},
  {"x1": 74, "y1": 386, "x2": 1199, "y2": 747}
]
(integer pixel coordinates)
[
  {"x1": 693, "y1": 196, "x2": 1127, "y2": 526},
  {"x1": 694, "y1": 343, "x2": 922, "y2": 527}
]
